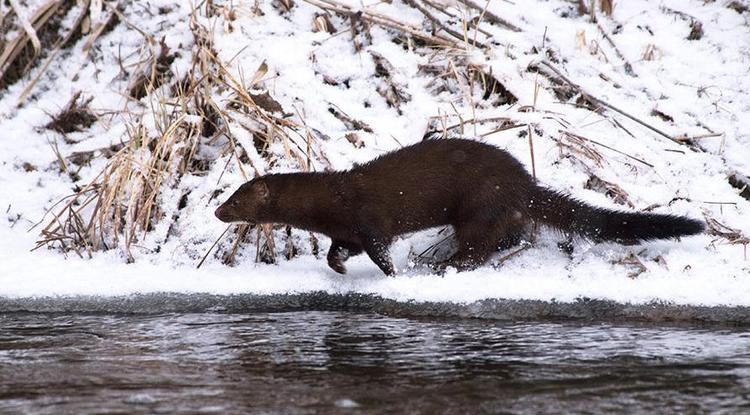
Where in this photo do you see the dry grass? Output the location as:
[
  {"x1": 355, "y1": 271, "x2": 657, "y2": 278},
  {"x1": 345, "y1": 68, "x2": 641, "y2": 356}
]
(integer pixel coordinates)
[
  {"x1": 0, "y1": 0, "x2": 67, "y2": 89},
  {"x1": 1, "y1": 0, "x2": 120, "y2": 96},
  {"x1": 29, "y1": 3, "x2": 314, "y2": 263},
  {"x1": 35, "y1": 103, "x2": 201, "y2": 260}
]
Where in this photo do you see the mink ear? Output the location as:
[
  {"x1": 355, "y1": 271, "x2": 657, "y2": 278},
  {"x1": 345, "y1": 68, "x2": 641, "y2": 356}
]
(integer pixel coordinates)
[{"x1": 254, "y1": 180, "x2": 270, "y2": 200}]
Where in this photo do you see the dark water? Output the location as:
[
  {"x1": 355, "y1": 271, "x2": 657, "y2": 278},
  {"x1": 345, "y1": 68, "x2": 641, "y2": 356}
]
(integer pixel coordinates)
[{"x1": 1, "y1": 312, "x2": 749, "y2": 414}]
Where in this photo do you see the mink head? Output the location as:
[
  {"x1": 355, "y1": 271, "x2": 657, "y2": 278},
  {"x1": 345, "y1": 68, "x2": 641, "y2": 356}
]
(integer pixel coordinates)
[{"x1": 214, "y1": 179, "x2": 271, "y2": 223}]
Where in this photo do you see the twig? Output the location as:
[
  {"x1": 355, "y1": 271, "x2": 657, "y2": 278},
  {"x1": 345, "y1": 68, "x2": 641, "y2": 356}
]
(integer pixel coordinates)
[
  {"x1": 527, "y1": 124, "x2": 536, "y2": 181},
  {"x1": 327, "y1": 103, "x2": 374, "y2": 132},
  {"x1": 8, "y1": 0, "x2": 41, "y2": 55},
  {"x1": 403, "y1": 0, "x2": 484, "y2": 48},
  {"x1": 454, "y1": 0, "x2": 522, "y2": 32},
  {"x1": 16, "y1": 0, "x2": 92, "y2": 105},
  {"x1": 0, "y1": 0, "x2": 61, "y2": 85},
  {"x1": 197, "y1": 225, "x2": 232, "y2": 268},
  {"x1": 673, "y1": 132, "x2": 724, "y2": 142},
  {"x1": 302, "y1": 0, "x2": 457, "y2": 47},
  {"x1": 532, "y1": 60, "x2": 681, "y2": 145},
  {"x1": 479, "y1": 122, "x2": 526, "y2": 137},
  {"x1": 493, "y1": 243, "x2": 532, "y2": 267},
  {"x1": 469, "y1": 0, "x2": 494, "y2": 45},
  {"x1": 596, "y1": 22, "x2": 635, "y2": 77},
  {"x1": 416, "y1": 229, "x2": 454, "y2": 260},
  {"x1": 422, "y1": 0, "x2": 456, "y2": 18},
  {"x1": 454, "y1": 117, "x2": 512, "y2": 131},
  {"x1": 563, "y1": 131, "x2": 654, "y2": 168},
  {"x1": 83, "y1": 3, "x2": 119, "y2": 51}
]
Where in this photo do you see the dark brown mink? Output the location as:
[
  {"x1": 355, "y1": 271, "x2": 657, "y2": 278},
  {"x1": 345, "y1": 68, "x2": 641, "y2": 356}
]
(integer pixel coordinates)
[{"x1": 214, "y1": 138, "x2": 705, "y2": 276}]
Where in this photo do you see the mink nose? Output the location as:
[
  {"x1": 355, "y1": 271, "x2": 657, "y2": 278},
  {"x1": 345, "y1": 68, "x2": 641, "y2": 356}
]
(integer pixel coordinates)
[{"x1": 215, "y1": 206, "x2": 228, "y2": 221}]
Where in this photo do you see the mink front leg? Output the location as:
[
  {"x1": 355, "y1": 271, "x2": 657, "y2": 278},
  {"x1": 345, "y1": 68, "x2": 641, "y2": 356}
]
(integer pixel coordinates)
[{"x1": 327, "y1": 239, "x2": 363, "y2": 275}]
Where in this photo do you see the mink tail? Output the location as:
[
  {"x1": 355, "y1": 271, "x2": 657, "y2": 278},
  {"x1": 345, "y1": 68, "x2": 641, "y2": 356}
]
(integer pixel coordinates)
[{"x1": 528, "y1": 186, "x2": 705, "y2": 242}]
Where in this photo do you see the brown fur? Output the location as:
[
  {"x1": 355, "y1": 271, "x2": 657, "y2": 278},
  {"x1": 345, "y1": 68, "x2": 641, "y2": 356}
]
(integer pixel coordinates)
[{"x1": 215, "y1": 139, "x2": 704, "y2": 275}]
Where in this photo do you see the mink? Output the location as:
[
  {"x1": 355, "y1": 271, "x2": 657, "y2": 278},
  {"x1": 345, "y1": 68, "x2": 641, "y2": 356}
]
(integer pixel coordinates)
[{"x1": 215, "y1": 139, "x2": 704, "y2": 276}]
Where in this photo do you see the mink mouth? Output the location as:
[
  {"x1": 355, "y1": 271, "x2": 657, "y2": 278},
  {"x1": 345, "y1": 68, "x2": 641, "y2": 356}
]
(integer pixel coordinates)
[
  {"x1": 218, "y1": 217, "x2": 248, "y2": 224},
  {"x1": 214, "y1": 206, "x2": 245, "y2": 223}
]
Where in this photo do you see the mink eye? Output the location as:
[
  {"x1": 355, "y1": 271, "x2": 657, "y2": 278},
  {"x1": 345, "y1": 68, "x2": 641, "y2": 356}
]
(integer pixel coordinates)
[{"x1": 231, "y1": 200, "x2": 240, "y2": 207}]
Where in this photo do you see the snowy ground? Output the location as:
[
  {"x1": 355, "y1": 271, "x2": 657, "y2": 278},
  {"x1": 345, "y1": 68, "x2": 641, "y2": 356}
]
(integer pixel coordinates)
[{"x1": 1, "y1": 0, "x2": 749, "y2": 310}]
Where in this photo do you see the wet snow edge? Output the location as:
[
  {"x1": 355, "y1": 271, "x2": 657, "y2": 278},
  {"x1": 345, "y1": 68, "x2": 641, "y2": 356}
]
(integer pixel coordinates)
[{"x1": 2, "y1": 292, "x2": 750, "y2": 325}]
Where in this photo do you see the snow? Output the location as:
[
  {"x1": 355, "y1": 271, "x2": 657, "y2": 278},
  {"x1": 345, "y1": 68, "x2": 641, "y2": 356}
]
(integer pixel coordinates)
[{"x1": 0, "y1": 0, "x2": 749, "y2": 309}]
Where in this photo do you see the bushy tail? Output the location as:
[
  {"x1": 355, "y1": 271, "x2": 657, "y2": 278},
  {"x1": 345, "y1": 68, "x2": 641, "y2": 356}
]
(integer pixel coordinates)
[{"x1": 528, "y1": 186, "x2": 705, "y2": 242}]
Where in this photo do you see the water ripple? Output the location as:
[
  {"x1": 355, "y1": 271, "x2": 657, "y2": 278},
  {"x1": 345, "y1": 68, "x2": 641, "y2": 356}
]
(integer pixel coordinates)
[{"x1": 1, "y1": 312, "x2": 749, "y2": 413}]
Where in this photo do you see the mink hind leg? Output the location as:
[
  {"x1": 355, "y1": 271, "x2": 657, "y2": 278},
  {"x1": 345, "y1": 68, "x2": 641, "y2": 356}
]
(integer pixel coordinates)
[
  {"x1": 497, "y1": 231, "x2": 524, "y2": 250},
  {"x1": 440, "y1": 217, "x2": 518, "y2": 272},
  {"x1": 327, "y1": 239, "x2": 364, "y2": 275},
  {"x1": 361, "y1": 237, "x2": 395, "y2": 276}
]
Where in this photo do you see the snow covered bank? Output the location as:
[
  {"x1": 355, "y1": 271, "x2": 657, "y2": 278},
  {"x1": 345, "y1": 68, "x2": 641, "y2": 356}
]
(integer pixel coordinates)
[
  {"x1": 1, "y1": 0, "x2": 749, "y2": 309},
  {"x1": 1, "y1": 231, "x2": 748, "y2": 308}
]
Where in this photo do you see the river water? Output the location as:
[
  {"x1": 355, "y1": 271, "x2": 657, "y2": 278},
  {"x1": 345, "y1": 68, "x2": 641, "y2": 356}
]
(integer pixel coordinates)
[{"x1": 1, "y1": 311, "x2": 749, "y2": 414}]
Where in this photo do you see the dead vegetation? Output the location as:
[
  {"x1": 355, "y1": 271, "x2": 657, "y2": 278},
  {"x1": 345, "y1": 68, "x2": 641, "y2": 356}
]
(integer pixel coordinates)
[
  {"x1": 0, "y1": 0, "x2": 75, "y2": 90},
  {"x1": 28, "y1": 3, "x2": 313, "y2": 263},
  {"x1": 1, "y1": 0, "x2": 744, "y2": 269},
  {"x1": 1, "y1": 0, "x2": 120, "y2": 101},
  {"x1": 613, "y1": 252, "x2": 648, "y2": 279},
  {"x1": 128, "y1": 38, "x2": 176, "y2": 100},
  {"x1": 371, "y1": 51, "x2": 412, "y2": 113},
  {"x1": 703, "y1": 212, "x2": 750, "y2": 259},
  {"x1": 45, "y1": 91, "x2": 97, "y2": 134},
  {"x1": 585, "y1": 175, "x2": 634, "y2": 208}
]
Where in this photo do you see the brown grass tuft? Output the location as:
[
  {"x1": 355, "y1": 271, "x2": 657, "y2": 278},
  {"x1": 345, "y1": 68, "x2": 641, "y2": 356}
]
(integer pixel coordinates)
[{"x1": 45, "y1": 91, "x2": 97, "y2": 134}]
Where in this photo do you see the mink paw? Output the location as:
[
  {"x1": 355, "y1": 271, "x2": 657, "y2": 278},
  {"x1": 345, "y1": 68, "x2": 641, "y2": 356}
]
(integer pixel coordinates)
[{"x1": 327, "y1": 256, "x2": 348, "y2": 275}]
